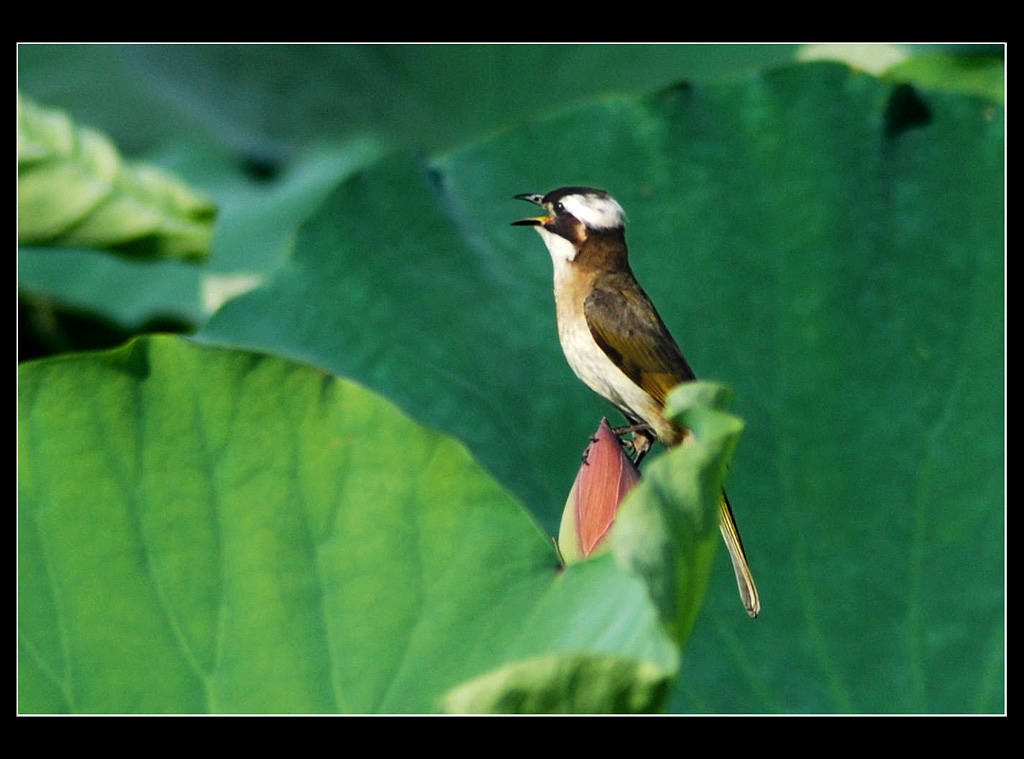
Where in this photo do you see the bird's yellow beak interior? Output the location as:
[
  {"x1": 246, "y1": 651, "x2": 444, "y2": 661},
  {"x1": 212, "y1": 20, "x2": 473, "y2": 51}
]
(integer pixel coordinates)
[{"x1": 511, "y1": 215, "x2": 553, "y2": 226}]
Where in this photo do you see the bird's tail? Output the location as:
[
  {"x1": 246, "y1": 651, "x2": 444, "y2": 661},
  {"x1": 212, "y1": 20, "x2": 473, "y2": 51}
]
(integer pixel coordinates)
[{"x1": 719, "y1": 492, "x2": 760, "y2": 618}]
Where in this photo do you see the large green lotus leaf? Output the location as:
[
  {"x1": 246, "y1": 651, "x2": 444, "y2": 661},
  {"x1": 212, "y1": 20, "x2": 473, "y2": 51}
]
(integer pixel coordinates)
[
  {"x1": 18, "y1": 335, "x2": 682, "y2": 714},
  {"x1": 17, "y1": 45, "x2": 998, "y2": 162},
  {"x1": 16, "y1": 44, "x2": 801, "y2": 159},
  {"x1": 199, "y1": 63, "x2": 1003, "y2": 712}
]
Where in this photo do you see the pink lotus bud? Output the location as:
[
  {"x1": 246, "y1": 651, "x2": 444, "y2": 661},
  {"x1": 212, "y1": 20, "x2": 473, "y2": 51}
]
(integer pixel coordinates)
[{"x1": 557, "y1": 418, "x2": 642, "y2": 564}]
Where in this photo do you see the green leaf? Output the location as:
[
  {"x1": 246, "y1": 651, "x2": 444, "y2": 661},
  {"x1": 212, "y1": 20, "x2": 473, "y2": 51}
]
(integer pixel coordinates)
[
  {"x1": 796, "y1": 44, "x2": 1003, "y2": 103},
  {"x1": 884, "y1": 52, "x2": 1005, "y2": 104},
  {"x1": 18, "y1": 246, "x2": 207, "y2": 330},
  {"x1": 198, "y1": 63, "x2": 1003, "y2": 712},
  {"x1": 439, "y1": 653, "x2": 672, "y2": 714},
  {"x1": 17, "y1": 44, "x2": 802, "y2": 158},
  {"x1": 17, "y1": 92, "x2": 216, "y2": 262},
  {"x1": 18, "y1": 336, "x2": 678, "y2": 713}
]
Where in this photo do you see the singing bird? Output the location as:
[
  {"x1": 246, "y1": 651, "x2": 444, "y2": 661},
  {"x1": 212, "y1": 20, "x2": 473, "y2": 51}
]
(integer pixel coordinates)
[{"x1": 513, "y1": 187, "x2": 759, "y2": 618}]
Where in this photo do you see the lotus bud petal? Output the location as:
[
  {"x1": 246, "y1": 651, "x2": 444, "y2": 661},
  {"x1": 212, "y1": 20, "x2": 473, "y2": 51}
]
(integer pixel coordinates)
[{"x1": 557, "y1": 418, "x2": 642, "y2": 564}]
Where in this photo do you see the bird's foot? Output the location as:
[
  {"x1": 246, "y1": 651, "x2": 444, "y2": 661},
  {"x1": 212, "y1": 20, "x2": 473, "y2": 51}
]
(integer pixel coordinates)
[{"x1": 612, "y1": 423, "x2": 655, "y2": 465}]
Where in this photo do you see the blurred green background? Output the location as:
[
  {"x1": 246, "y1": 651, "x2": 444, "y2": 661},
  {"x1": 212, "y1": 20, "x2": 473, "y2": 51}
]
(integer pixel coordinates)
[{"x1": 18, "y1": 43, "x2": 1005, "y2": 713}]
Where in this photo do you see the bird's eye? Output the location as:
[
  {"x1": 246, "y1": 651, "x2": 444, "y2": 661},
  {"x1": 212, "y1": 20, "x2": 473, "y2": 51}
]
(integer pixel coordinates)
[{"x1": 553, "y1": 201, "x2": 565, "y2": 214}]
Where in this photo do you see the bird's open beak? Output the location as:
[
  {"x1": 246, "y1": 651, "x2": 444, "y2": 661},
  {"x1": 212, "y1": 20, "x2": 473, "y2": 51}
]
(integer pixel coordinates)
[{"x1": 512, "y1": 193, "x2": 552, "y2": 226}]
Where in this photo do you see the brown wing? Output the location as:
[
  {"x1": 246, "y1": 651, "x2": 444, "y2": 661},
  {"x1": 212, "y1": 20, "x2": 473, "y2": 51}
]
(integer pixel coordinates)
[{"x1": 583, "y1": 271, "x2": 697, "y2": 407}]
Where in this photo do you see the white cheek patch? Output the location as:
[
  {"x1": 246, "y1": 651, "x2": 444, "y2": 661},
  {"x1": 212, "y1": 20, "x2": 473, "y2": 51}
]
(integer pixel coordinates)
[{"x1": 560, "y1": 193, "x2": 625, "y2": 230}]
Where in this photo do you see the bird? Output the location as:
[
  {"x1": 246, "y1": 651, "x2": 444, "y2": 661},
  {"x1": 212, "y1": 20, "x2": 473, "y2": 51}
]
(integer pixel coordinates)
[{"x1": 512, "y1": 186, "x2": 760, "y2": 618}]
